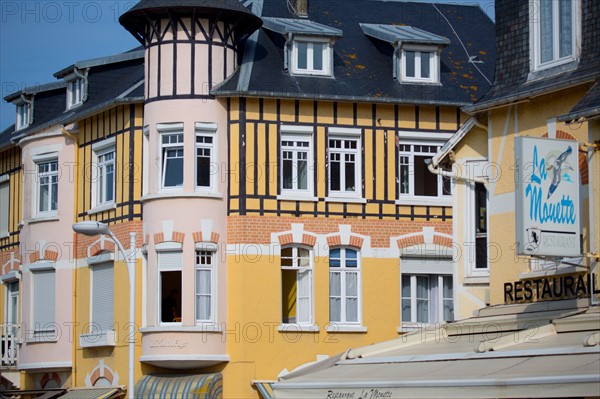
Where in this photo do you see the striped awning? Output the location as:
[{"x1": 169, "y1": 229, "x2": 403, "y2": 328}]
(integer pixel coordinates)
[
  {"x1": 253, "y1": 381, "x2": 275, "y2": 399},
  {"x1": 58, "y1": 388, "x2": 123, "y2": 399},
  {"x1": 134, "y1": 374, "x2": 222, "y2": 399}
]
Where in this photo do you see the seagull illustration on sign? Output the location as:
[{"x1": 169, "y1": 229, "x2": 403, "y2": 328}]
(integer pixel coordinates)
[{"x1": 545, "y1": 146, "x2": 574, "y2": 199}]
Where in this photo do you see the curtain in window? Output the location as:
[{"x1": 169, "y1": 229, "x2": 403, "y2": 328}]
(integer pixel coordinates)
[
  {"x1": 196, "y1": 269, "x2": 212, "y2": 321},
  {"x1": 559, "y1": 0, "x2": 572, "y2": 58},
  {"x1": 329, "y1": 272, "x2": 341, "y2": 322},
  {"x1": 345, "y1": 271, "x2": 358, "y2": 322},
  {"x1": 540, "y1": 0, "x2": 554, "y2": 63},
  {"x1": 416, "y1": 276, "x2": 429, "y2": 323}
]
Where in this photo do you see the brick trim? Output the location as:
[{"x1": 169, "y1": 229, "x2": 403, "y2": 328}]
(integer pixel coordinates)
[
  {"x1": 432, "y1": 235, "x2": 453, "y2": 248},
  {"x1": 154, "y1": 231, "x2": 185, "y2": 244},
  {"x1": 192, "y1": 231, "x2": 220, "y2": 243},
  {"x1": 397, "y1": 235, "x2": 425, "y2": 249}
]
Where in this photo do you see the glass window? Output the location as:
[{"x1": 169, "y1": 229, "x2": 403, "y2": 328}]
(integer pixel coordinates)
[
  {"x1": 329, "y1": 248, "x2": 360, "y2": 324},
  {"x1": 196, "y1": 134, "x2": 215, "y2": 189},
  {"x1": 281, "y1": 247, "x2": 313, "y2": 324},
  {"x1": 401, "y1": 274, "x2": 454, "y2": 324},
  {"x1": 281, "y1": 133, "x2": 313, "y2": 196},
  {"x1": 96, "y1": 149, "x2": 115, "y2": 205},
  {"x1": 161, "y1": 133, "x2": 184, "y2": 188},
  {"x1": 159, "y1": 252, "x2": 182, "y2": 323},
  {"x1": 292, "y1": 40, "x2": 331, "y2": 76},
  {"x1": 195, "y1": 250, "x2": 215, "y2": 322},
  {"x1": 16, "y1": 103, "x2": 30, "y2": 130},
  {"x1": 0, "y1": 181, "x2": 9, "y2": 236},
  {"x1": 328, "y1": 137, "x2": 361, "y2": 197},
  {"x1": 398, "y1": 143, "x2": 451, "y2": 199},
  {"x1": 402, "y1": 50, "x2": 436, "y2": 82},
  {"x1": 37, "y1": 160, "x2": 58, "y2": 213},
  {"x1": 67, "y1": 78, "x2": 84, "y2": 109},
  {"x1": 533, "y1": 0, "x2": 577, "y2": 69},
  {"x1": 475, "y1": 182, "x2": 488, "y2": 269}
]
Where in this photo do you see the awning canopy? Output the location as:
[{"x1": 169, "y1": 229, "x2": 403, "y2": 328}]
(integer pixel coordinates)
[
  {"x1": 134, "y1": 374, "x2": 222, "y2": 399},
  {"x1": 360, "y1": 23, "x2": 450, "y2": 46},
  {"x1": 58, "y1": 388, "x2": 123, "y2": 399},
  {"x1": 272, "y1": 301, "x2": 600, "y2": 398},
  {"x1": 262, "y1": 17, "x2": 343, "y2": 38}
]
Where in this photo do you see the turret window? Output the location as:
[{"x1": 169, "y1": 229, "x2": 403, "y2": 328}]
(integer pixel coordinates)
[{"x1": 160, "y1": 132, "x2": 184, "y2": 189}]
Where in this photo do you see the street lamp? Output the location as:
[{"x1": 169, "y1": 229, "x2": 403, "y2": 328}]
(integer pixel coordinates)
[{"x1": 72, "y1": 221, "x2": 136, "y2": 399}]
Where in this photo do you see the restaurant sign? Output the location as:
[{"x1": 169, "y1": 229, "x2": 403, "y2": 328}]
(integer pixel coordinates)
[{"x1": 514, "y1": 137, "x2": 580, "y2": 256}]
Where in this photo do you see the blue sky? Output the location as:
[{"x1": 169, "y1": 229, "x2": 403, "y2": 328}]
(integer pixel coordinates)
[{"x1": 0, "y1": 0, "x2": 495, "y2": 130}]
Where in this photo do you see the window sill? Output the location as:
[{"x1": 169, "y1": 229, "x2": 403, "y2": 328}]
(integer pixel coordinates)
[
  {"x1": 28, "y1": 214, "x2": 59, "y2": 224},
  {"x1": 140, "y1": 325, "x2": 222, "y2": 333},
  {"x1": 463, "y1": 275, "x2": 490, "y2": 285},
  {"x1": 528, "y1": 58, "x2": 578, "y2": 82},
  {"x1": 194, "y1": 190, "x2": 224, "y2": 199},
  {"x1": 26, "y1": 332, "x2": 58, "y2": 343},
  {"x1": 395, "y1": 198, "x2": 451, "y2": 206},
  {"x1": 87, "y1": 202, "x2": 116, "y2": 215},
  {"x1": 326, "y1": 324, "x2": 367, "y2": 333},
  {"x1": 79, "y1": 331, "x2": 116, "y2": 348},
  {"x1": 325, "y1": 196, "x2": 367, "y2": 204},
  {"x1": 277, "y1": 195, "x2": 319, "y2": 202},
  {"x1": 141, "y1": 192, "x2": 224, "y2": 203},
  {"x1": 277, "y1": 324, "x2": 320, "y2": 332},
  {"x1": 398, "y1": 79, "x2": 442, "y2": 86}
]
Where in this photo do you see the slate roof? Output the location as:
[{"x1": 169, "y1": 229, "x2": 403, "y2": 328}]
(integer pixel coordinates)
[
  {"x1": 3, "y1": 81, "x2": 67, "y2": 102},
  {"x1": 3, "y1": 51, "x2": 144, "y2": 142},
  {"x1": 119, "y1": 0, "x2": 262, "y2": 44},
  {"x1": 212, "y1": 0, "x2": 495, "y2": 106},
  {"x1": 465, "y1": 0, "x2": 600, "y2": 113},
  {"x1": 0, "y1": 125, "x2": 15, "y2": 151},
  {"x1": 558, "y1": 81, "x2": 600, "y2": 122}
]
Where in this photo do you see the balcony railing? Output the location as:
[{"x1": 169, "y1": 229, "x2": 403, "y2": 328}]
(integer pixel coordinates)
[{"x1": 1, "y1": 323, "x2": 19, "y2": 367}]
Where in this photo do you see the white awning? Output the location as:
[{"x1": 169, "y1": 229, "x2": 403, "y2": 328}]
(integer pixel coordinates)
[{"x1": 272, "y1": 301, "x2": 600, "y2": 398}]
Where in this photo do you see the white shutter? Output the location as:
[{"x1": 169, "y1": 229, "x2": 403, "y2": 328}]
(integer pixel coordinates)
[
  {"x1": 0, "y1": 182, "x2": 8, "y2": 234},
  {"x1": 33, "y1": 270, "x2": 55, "y2": 331},
  {"x1": 159, "y1": 252, "x2": 182, "y2": 270},
  {"x1": 92, "y1": 263, "x2": 114, "y2": 332}
]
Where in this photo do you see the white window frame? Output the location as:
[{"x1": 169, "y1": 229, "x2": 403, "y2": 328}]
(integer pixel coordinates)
[
  {"x1": 157, "y1": 250, "x2": 183, "y2": 325},
  {"x1": 0, "y1": 177, "x2": 9, "y2": 237},
  {"x1": 401, "y1": 273, "x2": 454, "y2": 326},
  {"x1": 281, "y1": 246, "x2": 314, "y2": 326},
  {"x1": 195, "y1": 123, "x2": 218, "y2": 192},
  {"x1": 329, "y1": 247, "x2": 362, "y2": 325},
  {"x1": 4, "y1": 280, "x2": 19, "y2": 326},
  {"x1": 91, "y1": 139, "x2": 116, "y2": 209},
  {"x1": 66, "y1": 77, "x2": 84, "y2": 109},
  {"x1": 327, "y1": 128, "x2": 362, "y2": 199},
  {"x1": 280, "y1": 126, "x2": 314, "y2": 199},
  {"x1": 34, "y1": 157, "x2": 59, "y2": 216},
  {"x1": 530, "y1": 0, "x2": 581, "y2": 72},
  {"x1": 158, "y1": 123, "x2": 184, "y2": 190},
  {"x1": 90, "y1": 262, "x2": 114, "y2": 334},
  {"x1": 398, "y1": 140, "x2": 451, "y2": 201},
  {"x1": 16, "y1": 102, "x2": 30, "y2": 131},
  {"x1": 291, "y1": 36, "x2": 333, "y2": 77},
  {"x1": 399, "y1": 45, "x2": 440, "y2": 83},
  {"x1": 195, "y1": 249, "x2": 217, "y2": 324},
  {"x1": 31, "y1": 268, "x2": 56, "y2": 338}
]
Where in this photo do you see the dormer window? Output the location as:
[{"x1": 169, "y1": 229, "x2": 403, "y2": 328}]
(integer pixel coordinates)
[
  {"x1": 67, "y1": 78, "x2": 84, "y2": 109},
  {"x1": 292, "y1": 38, "x2": 332, "y2": 76},
  {"x1": 261, "y1": 17, "x2": 342, "y2": 78},
  {"x1": 400, "y1": 47, "x2": 439, "y2": 83},
  {"x1": 16, "y1": 102, "x2": 31, "y2": 130},
  {"x1": 530, "y1": 0, "x2": 580, "y2": 71},
  {"x1": 360, "y1": 24, "x2": 449, "y2": 85}
]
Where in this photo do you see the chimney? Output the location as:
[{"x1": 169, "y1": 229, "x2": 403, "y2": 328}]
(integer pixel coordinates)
[{"x1": 295, "y1": 0, "x2": 308, "y2": 17}]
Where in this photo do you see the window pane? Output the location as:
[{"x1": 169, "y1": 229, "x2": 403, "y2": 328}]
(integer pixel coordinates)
[
  {"x1": 330, "y1": 297, "x2": 341, "y2": 322},
  {"x1": 414, "y1": 155, "x2": 438, "y2": 196},
  {"x1": 401, "y1": 298, "x2": 412, "y2": 322},
  {"x1": 330, "y1": 154, "x2": 340, "y2": 191},
  {"x1": 417, "y1": 299, "x2": 429, "y2": 323},
  {"x1": 196, "y1": 148, "x2": 211, "y2": 187},
  {"x1": 346, "y1": 272, "x2": 357, "y2": 296},
  {"x1": 329, "y1": 248, "x2": 341, "y2": 267},
  {"x1": 39, "y1": 182, "x2": 49, "y2": 212},
  {"x1": 345, "y1": 156, "x2": 355, "y2": 191},
  {"x1": 313, "y1": 43, "x2": 324, "y2": 70},
  {"x1": 559, "y1": 0, "x2": 573, "y2": 58},
  {"x1": 298, "y1": 158, "x2": 308, "y2": 190},
  {"x1": 346, "y1": 298, "x2": 358, "y2": 322},
  {"x1": 416, "y1": 276, "x2": 429, "y2": 299},
  {"x1": 105, "y1": 165, "x2": 114, "y2": 202},
  {"x1": 443, "y1": 299, "x2": 454, "y2": 322},
  {"x1": 283, "y1": 158, "x2": 293, "y2": 189},
  {"x1": 165, "y1": 156, "x2": 183, "y2": 187},
  {"x1": 443, "y1": 276, "x2": 453, "y2": 298},
  {"x1": 329, "y1": 272, "x2": 341, "y2": 296},
  {"x1": 540, "y1": 0, "x2": 554, "y2": 63},
  {"x1": 345, "y1": 249, "x2": 358, "y2": 268},
  {"x1": 161, "y1": 271, "x2": 182, "y2": 323},
  {"x1": 420, "y1": 52, "x2": 431, "y2": 78},
  {"x1": 401, "y1": 275, "x2": 411, "y2": 297},
  {"x1": 405, "y1": 51, "x2": 415, "y2": 77},
  {"x1": 297, "y1": 42, "x2": 308, "y2": 69}
]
